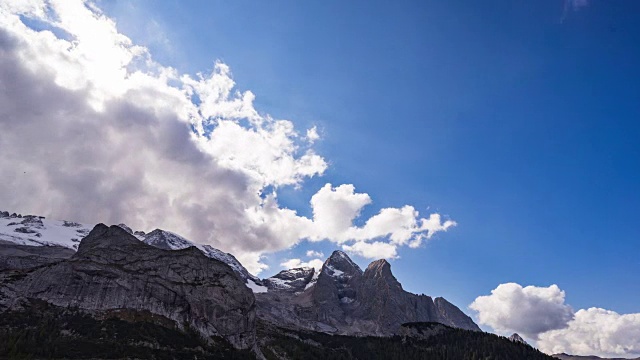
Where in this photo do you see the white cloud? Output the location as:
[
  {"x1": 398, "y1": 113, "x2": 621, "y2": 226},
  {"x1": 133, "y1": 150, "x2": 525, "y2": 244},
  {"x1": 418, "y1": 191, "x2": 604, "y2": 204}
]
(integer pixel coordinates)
[
  {"x1": 342, "y1": 241, "x2": 398, "y2": 260},
  {"x1": 306, "y1": 126, "x2": 320, "y2": 144},
  {"x1": 307, "y1": 184, "x2": 456, "y2": 259},
  {"x1": 0, "y1": 0, "x2": 46, "y2": 17},
  {"x1": 306, "y1": 250, "x2": 324, "y2": 258},
  {"x1": 472, "y1": 283, "x2": 640, "y2": 358},
  {"x1": 0, "y1": 0, "x2": 455, "y2": 274},
  {"x1": 538, "y1": 308, "x2": 640, "y2": 358},
  {"x1": 310, "y1": 183, "x2": 372, "y2": 241},
  {"x1": 470, "y1": 283, "x2": 574, "y2": 339},
  {"x1": 281, "y1": 258, "x2": 324, "y2": 270}
]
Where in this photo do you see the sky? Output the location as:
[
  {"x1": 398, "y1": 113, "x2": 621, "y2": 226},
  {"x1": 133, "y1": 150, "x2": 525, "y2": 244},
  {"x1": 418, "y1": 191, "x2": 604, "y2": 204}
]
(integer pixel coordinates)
[{"x1": 0, "y1": 0, "x2": 639, "y2": 357}]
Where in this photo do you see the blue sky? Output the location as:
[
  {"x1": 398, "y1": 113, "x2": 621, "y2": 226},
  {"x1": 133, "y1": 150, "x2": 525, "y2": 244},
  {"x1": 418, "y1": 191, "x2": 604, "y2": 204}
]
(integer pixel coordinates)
[
  {"x1": 98, "y1": 0, "x2": 640, "y2": 314},
  {"x1": 2, "y1": 0, "x2": 639, "y2": 356}
]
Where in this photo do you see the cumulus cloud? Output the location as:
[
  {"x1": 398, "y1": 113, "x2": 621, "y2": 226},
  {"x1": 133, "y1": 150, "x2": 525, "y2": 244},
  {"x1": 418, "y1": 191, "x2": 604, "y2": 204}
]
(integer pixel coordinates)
[
  {"x1": 308, "y1": 184, "x2": 455, "y2": 246},
  {"x1": 469, "y1": 283, "x2": 574, "y2": 339},
  {"x1": 306, "y1": 250, "x2": 324, "y2": 258},
  {"x1": 472, "y1": 283, "x2": 640, "y2": 358},
  {"x1": 0, "y1": 0, "x2": 455, "y2": 274},
  {"x1": 538, "y1": 308, "x2": 640, "y2": 358},
  {"x1": 342, "y1": 241, "x2": 399, "y2": 259},
  {"x1": 306, "y1": 126, "x2": 320, "y2": 144},
  {"x1": 281, "y1": 258, "x2": 324, "y2": 271}
]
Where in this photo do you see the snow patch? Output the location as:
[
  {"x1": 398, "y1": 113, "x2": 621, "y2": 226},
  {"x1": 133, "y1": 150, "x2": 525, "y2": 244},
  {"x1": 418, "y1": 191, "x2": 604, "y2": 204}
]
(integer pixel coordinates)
[
  {"x1": 246, "y1": 279, "x2": 267, "y2": 293},
  {"x1": 325, "y1": 264, "x2": 344, "y2": 277},
  {"x1": 267, "y1": 277, "x2": 293, "y2": 289},
  {"x1": 305, "y1": 270, "x2": 320, "y2": 290},
  {"x1": 0, "y1": 215, "x2": 91, "y2": 250}
]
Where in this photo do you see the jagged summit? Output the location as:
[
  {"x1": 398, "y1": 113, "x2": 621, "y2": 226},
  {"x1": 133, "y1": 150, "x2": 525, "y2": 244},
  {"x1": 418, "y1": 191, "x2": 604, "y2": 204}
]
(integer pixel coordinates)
[
  {"x1": 364, "y1": 259, "x2": 392, "y2": 277},
  {"x1": 328, "y1": 250, "x2": 349, "y2": 260},
  {"x1": 362, "y1": 258, "x2": 403, "y2": 291},
  {"x1": 325, "y1": 250, "x2": 363, "y2": 274},
  {"x1": 256, "y1": 249, "x2": 481, "y2": 334}
]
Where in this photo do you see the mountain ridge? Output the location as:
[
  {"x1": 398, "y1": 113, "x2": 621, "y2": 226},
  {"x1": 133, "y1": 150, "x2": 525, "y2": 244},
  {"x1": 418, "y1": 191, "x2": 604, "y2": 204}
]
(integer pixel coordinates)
[
  {"x1": 0, "y1": 211, "x2": 480, "y2": 339},
  {"x1": 0, "y1": 213, "x2": 572, "y2": 359}
]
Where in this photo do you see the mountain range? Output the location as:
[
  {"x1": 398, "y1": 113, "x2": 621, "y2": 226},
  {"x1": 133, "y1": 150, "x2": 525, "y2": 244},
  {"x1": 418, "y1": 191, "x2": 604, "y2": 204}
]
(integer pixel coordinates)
[{"x1": 0, "y1": 210, "x2": 557, "y2": 359}]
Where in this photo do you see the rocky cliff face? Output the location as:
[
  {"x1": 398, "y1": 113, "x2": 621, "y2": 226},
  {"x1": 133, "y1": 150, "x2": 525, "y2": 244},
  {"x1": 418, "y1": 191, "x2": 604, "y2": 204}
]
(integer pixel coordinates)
[
  {"x1": 0, "y1": 241, "x2": 74, "y2": 270},
  {"x1": 0, "y1": 224, "x2": 257, "y2": 350},
  {"x1": 256, "y1": 250, "x2": 480, "y2": 335}
]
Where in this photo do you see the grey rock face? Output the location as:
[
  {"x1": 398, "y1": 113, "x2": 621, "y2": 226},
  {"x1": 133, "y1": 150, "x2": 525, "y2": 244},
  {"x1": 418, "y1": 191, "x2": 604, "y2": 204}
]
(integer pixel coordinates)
[
  {"x1": 0, "y1": 242, "x2": 74, "y2": 270},
  {"x1": 256, "y1": 250, "x2": 480, "y2": 335},
  {"x1": 433, "y1": 296, "x2": 482, "y2": 331},
  {"x1": 142, "y1": 228, "x2": 264, "y2": 287},
  {"x1": 0, "y1": 224, "x2": 257, "y2": 350}
]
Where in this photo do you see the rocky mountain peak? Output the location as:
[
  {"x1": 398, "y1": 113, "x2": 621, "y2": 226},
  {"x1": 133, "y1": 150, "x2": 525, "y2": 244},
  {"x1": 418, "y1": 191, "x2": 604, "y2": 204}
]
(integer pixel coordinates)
[
  {"x1": 364, "y1": 259, "x2": 391, "y2": 276},
  {"x1": 323, "y1": 250, "x2": 362, "y2": 276},
  {"x1": 363, "y1": 258, "x2": 402, "y2": 291},
  {"x1": 75, "y1": 224, "x2": 144, "y2": 258},
  {"x1": 508, "y1": 333, "x2": 528, "y2": 345},
  {"x1": 143, "y1": 228, "x2": 193, "y2": 250},
  {"x1": 117, "y1": 223, "x2": 133, "y2": 234}
]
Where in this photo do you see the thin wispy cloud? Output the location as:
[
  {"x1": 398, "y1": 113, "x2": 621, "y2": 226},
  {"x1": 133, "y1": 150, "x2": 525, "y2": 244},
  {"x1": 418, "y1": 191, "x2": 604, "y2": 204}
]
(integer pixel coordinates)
[
  {"x1": 562, "y1": 0, "x2": 590, "y2": 22},
  {"x1": 567, "y1": 0, "x2": 590, "y2": 10}
]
